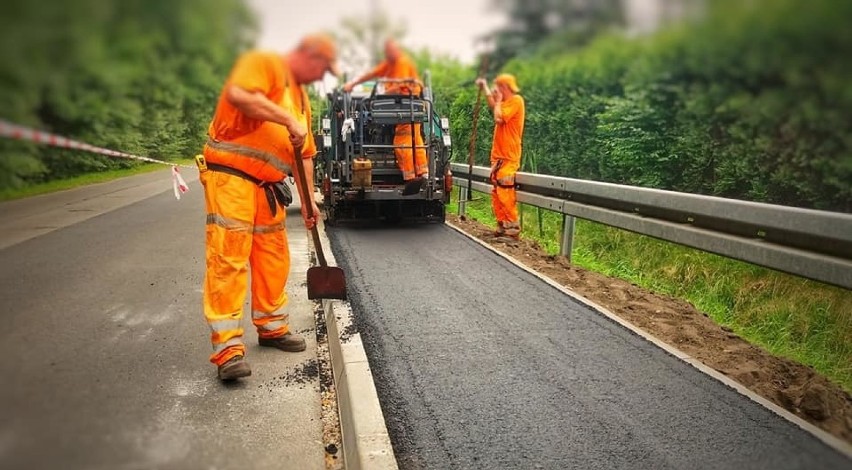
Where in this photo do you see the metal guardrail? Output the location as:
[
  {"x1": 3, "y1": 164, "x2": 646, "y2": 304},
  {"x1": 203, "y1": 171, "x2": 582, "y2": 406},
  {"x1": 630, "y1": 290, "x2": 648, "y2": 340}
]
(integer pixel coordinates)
[{"x1": 451, "y1": 163, "x2": 852, "y2": 289}]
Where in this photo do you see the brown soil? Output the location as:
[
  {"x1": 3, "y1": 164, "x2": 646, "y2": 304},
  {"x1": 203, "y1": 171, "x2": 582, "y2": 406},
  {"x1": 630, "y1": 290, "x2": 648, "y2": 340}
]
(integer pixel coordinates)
[{"x1": 449, "y1": 214, "x2": 852, "y2": 445}]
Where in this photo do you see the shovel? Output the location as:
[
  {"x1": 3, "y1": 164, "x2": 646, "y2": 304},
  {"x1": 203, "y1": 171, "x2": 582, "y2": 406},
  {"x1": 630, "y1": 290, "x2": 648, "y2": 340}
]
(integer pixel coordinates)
[{"x1": 292, "y1": 144, "x2": 347, "y2": 300}]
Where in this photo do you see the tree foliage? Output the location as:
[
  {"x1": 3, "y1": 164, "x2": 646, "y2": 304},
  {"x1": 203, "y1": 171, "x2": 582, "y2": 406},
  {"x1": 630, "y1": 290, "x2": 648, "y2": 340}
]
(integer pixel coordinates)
[
  {"x1": 332, "y1": 9, "x2": 408, "y2": 81},
  {"x1": 0, "y1": 0, "x2": 255, "y2": 189},
  {"x1": 437, "y1": 0, "x2": 851, "y2": 212},
  {"x1": 484, "y1": 0, "x2": 623, "y2": 72}
]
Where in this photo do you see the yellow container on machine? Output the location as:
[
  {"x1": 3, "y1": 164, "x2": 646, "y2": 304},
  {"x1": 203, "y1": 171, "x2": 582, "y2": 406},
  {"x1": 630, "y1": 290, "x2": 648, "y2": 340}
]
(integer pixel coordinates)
[{"x1": 352, "y1": 158, "x2": 372, "y2": 188}]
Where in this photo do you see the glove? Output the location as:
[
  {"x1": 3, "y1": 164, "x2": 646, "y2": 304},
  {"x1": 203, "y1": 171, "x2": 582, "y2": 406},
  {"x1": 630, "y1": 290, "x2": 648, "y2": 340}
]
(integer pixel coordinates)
[
  {"x1": 272, "y1": 180, "x2": 293, "y2": 208},
  {"x1": 341, "y1": 118, "x2": 355, "y2": 142},
  {"x1": 262, "y1": 181, "x2": 293, "y2": 217}
]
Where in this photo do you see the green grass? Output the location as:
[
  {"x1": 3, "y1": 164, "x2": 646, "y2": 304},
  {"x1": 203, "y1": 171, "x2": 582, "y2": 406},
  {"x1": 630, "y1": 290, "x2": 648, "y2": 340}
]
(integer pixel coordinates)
[
  {"x1": 0, "y1": 159, "x2": 195, "y2": 202},
  {"x1": 449, "y1": 187, "x2": 852, "y2": 392}
]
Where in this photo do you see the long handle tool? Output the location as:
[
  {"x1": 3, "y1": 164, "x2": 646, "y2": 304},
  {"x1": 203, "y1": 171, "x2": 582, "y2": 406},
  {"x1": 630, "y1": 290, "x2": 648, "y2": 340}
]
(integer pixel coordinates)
[
  {"x1": 293, "y1": 145, "x2": 347, "y2": 300},
  {"x1": 467, "y1": 54, "x2": 489, "y2": 202}
]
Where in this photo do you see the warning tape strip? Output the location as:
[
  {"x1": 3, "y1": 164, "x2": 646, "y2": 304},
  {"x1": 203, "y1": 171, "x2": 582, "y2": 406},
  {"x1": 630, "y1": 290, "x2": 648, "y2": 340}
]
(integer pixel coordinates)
[{"x1": 0, "y1": 119, "x2": 192, "y2": 199}]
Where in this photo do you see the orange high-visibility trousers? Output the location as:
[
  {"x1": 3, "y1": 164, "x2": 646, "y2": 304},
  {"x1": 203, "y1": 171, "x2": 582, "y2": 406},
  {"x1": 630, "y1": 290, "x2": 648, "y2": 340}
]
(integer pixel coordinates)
[
  {"x1": 490, "y1": 158, "x2": 520, "y2": 235},
  {"x1": 200, "y1": 170, "x2": 292, "y2": 366},
  {"x1": 393, "y1": 123, "x2": 428, "y2": 180}
]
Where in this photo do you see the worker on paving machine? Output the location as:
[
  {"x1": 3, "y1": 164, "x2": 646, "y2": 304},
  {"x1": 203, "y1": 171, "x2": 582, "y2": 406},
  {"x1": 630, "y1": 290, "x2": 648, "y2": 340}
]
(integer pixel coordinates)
[{"x1": 343, "y1": 38, "x2": 428, "y2": 182}]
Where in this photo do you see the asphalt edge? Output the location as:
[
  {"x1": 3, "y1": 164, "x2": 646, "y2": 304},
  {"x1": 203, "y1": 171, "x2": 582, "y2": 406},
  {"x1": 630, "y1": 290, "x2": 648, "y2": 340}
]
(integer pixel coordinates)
[
  {"x1": 315, "y1": 220, "x2": 399, "y2": 470},
  {"x1": 446, "y1": 220, "x2": 852, "y2": 460}
]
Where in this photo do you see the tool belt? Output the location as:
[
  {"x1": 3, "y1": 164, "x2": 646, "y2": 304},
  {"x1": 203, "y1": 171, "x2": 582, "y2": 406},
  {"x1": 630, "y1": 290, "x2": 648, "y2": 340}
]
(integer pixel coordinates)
[
  {"x1": 207, "y1": 162, "x2": 293, "y2": 216},
  {"x1": 490, "y1": 160, "x2": 516, "y2": 188}
]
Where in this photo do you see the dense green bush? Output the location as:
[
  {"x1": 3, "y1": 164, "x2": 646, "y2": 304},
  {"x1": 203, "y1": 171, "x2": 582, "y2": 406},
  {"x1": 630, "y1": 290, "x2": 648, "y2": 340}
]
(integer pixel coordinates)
[
  {"x1": 0, "y1": 0, "x2": 255, "y2": 189},
  {"x1": 443, "y1": 0, "x2": 851, "y2": 211}
]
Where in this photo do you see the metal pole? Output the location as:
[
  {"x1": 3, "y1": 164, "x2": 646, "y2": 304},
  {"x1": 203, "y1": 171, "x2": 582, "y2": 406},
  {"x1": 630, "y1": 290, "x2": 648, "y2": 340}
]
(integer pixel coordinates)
[
  {"x1": 560, "y1": 214, "x2": 575, "y2": 261},
  {"x1": 458, "y1": 186, "x2": 468, "y2": 217}
]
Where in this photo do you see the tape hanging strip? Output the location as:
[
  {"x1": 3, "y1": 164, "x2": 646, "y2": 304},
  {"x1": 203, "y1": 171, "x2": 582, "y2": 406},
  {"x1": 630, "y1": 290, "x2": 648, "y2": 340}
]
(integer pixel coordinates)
[
  {"x1": 0, "y1": 119, "x2": 194, "y2": 199},
  {"x1": 172, "y1": 166, "x2": 189, "y2": 200}
]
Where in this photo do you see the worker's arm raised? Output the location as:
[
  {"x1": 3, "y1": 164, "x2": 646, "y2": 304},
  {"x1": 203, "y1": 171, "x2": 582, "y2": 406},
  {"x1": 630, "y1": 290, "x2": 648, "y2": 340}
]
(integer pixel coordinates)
[
  {"x1": 343, "y1": 72, "x2": 375, "y2": 92},
  {"x1": 226, "y1": 85, "x2": 307, "y2": 147},
  {"x1": 492, "y1": 88, "x2": 505, "y2": 124},
  {"x1": 344, "y1": 61, "x2": 389, "y2": 92},
  {"x1": 475, "y1": 78, "x2": 497, "y2": 110}
]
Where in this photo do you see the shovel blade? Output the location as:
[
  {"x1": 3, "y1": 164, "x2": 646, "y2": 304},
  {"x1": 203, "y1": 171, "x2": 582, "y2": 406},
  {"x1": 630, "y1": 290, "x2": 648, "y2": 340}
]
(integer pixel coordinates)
[{"x1": 307, "y1": 266, "x2": 347, "y2": 300}]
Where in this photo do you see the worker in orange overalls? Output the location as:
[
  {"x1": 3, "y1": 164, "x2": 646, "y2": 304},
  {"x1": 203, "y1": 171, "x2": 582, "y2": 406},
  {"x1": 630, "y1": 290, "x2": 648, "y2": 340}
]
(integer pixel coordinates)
[
  {"x1": 199, "y1": 34, "x2": 339, "y2": 381},
  {"x1": 475, "y1": 74, "x2": 525, "y2": 239},
  {"x1": 343, "y1": 39, "x2": 428, "y2": 181}
]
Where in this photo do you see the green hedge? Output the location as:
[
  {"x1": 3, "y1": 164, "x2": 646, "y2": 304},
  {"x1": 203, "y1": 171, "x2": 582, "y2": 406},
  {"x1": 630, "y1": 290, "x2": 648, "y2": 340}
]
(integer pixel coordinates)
[
  {"x1": 445, "y1": 0, "x2": 851, "y2": 212},
  {"x1": 0, "y1": 0, "x2": 255, "y2": 190}
]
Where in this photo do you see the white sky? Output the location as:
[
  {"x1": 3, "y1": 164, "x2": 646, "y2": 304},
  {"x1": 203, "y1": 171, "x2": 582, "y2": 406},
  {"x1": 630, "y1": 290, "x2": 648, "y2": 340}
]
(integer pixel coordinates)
[{"x1": 246, "y1": 0, "x2": 505, "y2": 66}]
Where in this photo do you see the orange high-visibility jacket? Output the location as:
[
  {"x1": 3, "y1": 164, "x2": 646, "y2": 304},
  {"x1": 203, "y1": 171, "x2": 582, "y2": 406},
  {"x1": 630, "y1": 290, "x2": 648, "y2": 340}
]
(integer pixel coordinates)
[
  {"x1": 369, "y1": 53, "x2": 422, "y2": 95},
  {"x1": 204, "y1": 51, "x2": 317, "y2": 182},
  {"x1": 490, "y1": 95, "x2": 525, "y2": 163}
]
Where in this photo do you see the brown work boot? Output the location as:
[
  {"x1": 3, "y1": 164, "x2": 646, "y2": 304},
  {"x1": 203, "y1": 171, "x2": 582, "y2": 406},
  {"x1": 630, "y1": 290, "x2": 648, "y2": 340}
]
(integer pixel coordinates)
[
  {"x1": 218, "y1": 355, "x2": 251, "y2": 381},
  {"x1": 504, "y1": 223, "x2": 521, "y2": 239},
  {"x1": 258, "y1": 333, "x2": 307, "y2": 352},
  {"x1": 493, "y1": 221, "x2": 506, "y2": 237}
]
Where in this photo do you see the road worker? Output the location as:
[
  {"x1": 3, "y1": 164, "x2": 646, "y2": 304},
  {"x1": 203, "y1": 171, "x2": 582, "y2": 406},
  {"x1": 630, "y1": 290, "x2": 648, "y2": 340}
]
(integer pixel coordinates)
[
  {"x1": 475, "y1": 73, "x2": 525, "y2": 239},
  {"x1": 198, "y1": 34, "x2": 339, "y2": 381},
  {"x1": 343, "y1": 39, "x2": 428, "y2": 182}
]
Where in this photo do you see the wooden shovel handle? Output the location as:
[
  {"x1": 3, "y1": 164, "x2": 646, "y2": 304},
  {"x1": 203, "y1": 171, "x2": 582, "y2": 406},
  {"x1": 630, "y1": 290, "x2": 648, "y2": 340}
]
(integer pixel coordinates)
[{"x1": 292, "y1": 144, "x2": 328, "y2": 267}]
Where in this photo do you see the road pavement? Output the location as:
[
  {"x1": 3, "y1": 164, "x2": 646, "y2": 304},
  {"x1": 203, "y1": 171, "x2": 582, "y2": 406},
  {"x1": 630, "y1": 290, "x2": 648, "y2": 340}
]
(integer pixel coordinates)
[
  {"x1": 0, "y1": 170, "x2": 325, "y2": 469},
  {"x1": 327, "y1": 222, "x2": 851, "y2": 470}
]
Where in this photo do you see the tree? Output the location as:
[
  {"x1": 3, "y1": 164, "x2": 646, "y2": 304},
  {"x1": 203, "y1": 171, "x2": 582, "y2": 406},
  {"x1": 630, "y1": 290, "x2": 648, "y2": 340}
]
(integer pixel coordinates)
[
  {"x1": 483, "y1": 0, "x2": 624, "y2": 70},
  {"x1": 0, "y1": 0, "x2": 255, "y2": 190},
  {"x1": 332, "y1": 8, "x2": 407, "y2": 79}
]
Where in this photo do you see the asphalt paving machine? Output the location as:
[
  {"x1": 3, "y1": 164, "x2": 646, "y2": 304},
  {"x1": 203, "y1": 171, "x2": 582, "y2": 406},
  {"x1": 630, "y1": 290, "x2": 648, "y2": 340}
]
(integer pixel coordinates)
[{"x1": 315, "y1": 75, "x2": 453, "y2": 223}]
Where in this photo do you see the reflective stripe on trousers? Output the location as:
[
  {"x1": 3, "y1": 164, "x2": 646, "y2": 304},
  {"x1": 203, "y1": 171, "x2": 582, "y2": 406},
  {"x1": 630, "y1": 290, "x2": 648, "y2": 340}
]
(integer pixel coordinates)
[
  {"x1": 201, "y1": 170, "x2": 292, "y2": 366},
  {"x1": 252, "y1": 310, "x2": 290, "y2": 338}
]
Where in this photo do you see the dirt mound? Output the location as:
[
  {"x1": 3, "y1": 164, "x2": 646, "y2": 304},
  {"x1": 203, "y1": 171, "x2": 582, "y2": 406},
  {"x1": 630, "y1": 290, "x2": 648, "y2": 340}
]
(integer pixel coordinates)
[{"x1": 450, "y1": 214, "x2": 852, "y2": 444}]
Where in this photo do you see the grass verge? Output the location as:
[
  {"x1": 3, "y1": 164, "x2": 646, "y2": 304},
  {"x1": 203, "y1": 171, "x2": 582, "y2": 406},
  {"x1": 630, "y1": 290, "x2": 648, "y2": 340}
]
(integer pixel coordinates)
[{"x1": 0, "y1": 159, "x2": 195, "y2": 202}]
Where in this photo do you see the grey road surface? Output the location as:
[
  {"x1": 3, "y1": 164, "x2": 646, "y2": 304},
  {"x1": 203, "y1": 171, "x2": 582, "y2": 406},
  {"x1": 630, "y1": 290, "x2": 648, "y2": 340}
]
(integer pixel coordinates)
[
  {"x1": 327, "y1": 223, "x2": 851, "y2": 470},
  {"x1": 0, "y1": 171, "x2": 324, "y2": 469}
]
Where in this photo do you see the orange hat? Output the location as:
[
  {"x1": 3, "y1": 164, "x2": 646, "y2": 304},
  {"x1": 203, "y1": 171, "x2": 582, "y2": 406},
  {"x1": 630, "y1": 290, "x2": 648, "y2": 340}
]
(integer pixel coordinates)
[
  {"x1": 298, "y1": 33, "x2": 341, "y2": 77},
  {"x1": 494, "y1": 73, "x2": 520, "y2": 93}
]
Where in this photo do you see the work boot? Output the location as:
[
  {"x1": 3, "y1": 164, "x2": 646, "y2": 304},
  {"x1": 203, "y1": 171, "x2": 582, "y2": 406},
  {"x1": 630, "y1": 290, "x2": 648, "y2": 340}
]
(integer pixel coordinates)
[
  {"x1": 259, "y1": 333, "x2": 307, "y2": 352},
  {"x1": 504, "y1": 223, "x2": 521, "y2": 239},
  {"x1": 218, "y1": 355, "x2": 251, "y2": 381},
  {"x1": 493, "y1": 221, "x2": 506, "y2": 237}
]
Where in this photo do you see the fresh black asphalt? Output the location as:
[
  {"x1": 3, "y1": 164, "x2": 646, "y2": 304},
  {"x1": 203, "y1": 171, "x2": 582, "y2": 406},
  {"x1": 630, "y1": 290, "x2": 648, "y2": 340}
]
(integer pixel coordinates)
[{"x1": 327, "y1": 222, "x2": 850, "y2": 470}]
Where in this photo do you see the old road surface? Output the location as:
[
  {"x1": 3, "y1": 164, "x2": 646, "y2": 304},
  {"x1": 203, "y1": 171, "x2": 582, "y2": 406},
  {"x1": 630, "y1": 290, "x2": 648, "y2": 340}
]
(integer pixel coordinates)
[
  {"x1": 326, "y1": 222, "x2": 852, "y2": 470},
  {"x1": 0, "y1": 170, "x2": 326, "y2": 469}
]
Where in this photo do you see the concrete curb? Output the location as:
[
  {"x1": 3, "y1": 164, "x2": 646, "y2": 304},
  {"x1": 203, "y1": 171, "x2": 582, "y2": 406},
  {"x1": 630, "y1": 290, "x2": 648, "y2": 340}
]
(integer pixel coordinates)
[
  {"x1": 446, "y1": 221, "x2": 852, "y2": 460},
  {"x1": 315, "y1": 221, "x2": 399, "y2": 470}
]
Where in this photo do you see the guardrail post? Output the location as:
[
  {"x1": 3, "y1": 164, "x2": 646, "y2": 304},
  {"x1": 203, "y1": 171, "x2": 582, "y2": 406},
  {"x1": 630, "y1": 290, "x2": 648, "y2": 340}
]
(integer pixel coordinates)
[
  {"x1": 560, "y1": 214, "x2": 575, "y2": 261},
  {"x1": 458, "y1": 186, "x2": 468, "y2": 217}
]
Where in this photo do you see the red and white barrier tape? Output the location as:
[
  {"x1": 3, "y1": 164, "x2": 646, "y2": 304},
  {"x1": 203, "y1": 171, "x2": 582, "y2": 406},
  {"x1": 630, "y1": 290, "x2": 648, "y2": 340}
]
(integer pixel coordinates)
[{"x1": 0, "y1": 119, "x2": 193, "y2": 199}]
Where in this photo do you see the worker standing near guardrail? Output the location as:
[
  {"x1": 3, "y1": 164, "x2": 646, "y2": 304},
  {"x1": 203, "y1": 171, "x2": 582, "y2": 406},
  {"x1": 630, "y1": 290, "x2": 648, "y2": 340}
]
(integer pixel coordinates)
[
  {"x1": 475, "y1": 74, "x2": 525, "y2": 239},
  {"x1": 199, "y1": 34, "x2": 339, "y2": 381},
  {"x1": 343, "y1": 39, "x2": 429, "y2": 181}
]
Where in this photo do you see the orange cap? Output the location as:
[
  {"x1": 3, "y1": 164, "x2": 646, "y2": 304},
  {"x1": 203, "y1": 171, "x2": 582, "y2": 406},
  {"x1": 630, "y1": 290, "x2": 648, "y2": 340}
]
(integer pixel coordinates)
[
  {"x1": 298, "y1": 33, "x2": 340, "y2": 77},
  {"x1": 494, "y1": 73, "x2": 520, "y2": 93}
]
